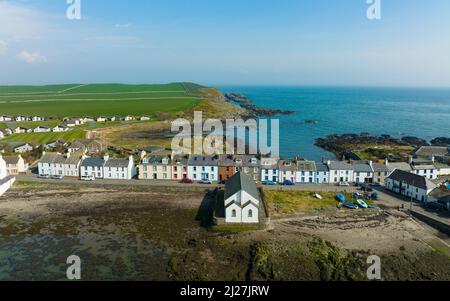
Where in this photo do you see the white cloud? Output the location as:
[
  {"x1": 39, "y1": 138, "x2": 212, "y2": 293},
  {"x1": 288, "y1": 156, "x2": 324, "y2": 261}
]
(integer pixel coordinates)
[
  {"x1": 17, "y1": 51, "x2": 47, "y2": 64},
  {"x1": 0, "y1": 40, "x2": 7, "y2": 55}
]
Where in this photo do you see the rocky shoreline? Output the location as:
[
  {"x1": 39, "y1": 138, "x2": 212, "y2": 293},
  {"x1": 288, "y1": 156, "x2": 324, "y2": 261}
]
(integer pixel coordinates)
[
  {"x1": 224, "y1": 93, "x2": 295, "y2": 118},
  {"x1": 315, "y1": 133, "x2": 450, "y2": 160}
]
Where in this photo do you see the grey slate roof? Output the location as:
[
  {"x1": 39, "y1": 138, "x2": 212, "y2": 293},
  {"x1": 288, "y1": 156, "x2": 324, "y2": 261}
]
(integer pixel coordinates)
[
  {"x1": 39, "y1": 153, "x2": 59, "y2": 164},
  {"x1": 387, "y1": 169, "x2": 437, "y2": 191},
  {"x1": 415, "y1": 146, "x2": 449, "y2": 157},
  {"x1": 372, "y1": 163, "x2": 389, "y2": 172},
  {"x1": 224, "y1": 172, "x2": 261, "y2": 205},
  {"x1": 296, "y1": 160, "x2": 316, "y2": 172},
  {"x1": 352, "y1": 161, "x2": 373, "y2": 173},
  {"x1": 104, "y1": 158, "x2": 129, "y2": 168},
  {"x1": 188, "y1": 155, "x2": 219, "y2": 166},
  {"x1": 315, "y1": 163, "x2": 329, "y2": 172},
  {"x1": 233, "y1": 155, "x2": 260, "y2": 167},
  {"x1": 328, "y1": 161, "x2": 354, "y2": 171},
  {"x1": 81, "y1": 157, "x2": 105, "y2": 167},
  {"x1": 4, "y1": 156, "x2": 20, "y2": 165},
  {"x1": 278, "y1": 160, "x2": 298, "y2": 172},
  {"x1": 387, "y1": 162, "x2": 412, "y2": 172}
]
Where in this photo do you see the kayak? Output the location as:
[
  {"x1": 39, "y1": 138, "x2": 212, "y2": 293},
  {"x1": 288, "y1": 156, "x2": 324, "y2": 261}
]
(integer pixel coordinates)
[
  {"x1": 343, "y1": 202, "x2": 358, "y2": 209},
  {"x1": 357, "y1": 199, "x2": 369, "y2": 209},
  {"x1": 336, "y1": 194, "x2": 346, "y2": 203},
  {"x1": 313, "y1": 193, "x2": 323, "y2": 200}
]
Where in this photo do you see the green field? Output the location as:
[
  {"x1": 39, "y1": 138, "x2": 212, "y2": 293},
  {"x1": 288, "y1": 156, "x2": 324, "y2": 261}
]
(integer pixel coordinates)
[
  {"x1": 0, "y1": 83, "x2": 201, "y2": 118},
  {"x1": 1, "y1": 130, "x2": 86, "y2": 144}
]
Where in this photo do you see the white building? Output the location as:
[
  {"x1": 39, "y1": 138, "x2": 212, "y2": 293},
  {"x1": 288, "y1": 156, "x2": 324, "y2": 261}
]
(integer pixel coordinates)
[
  {"x1": 97, "y1": 117, "x2": 108, "y2": 122},
  {"x1": 34, "y1": 126, "x2": 51, "y2": 133},
  {"x1": 80, "y1": 156, "x2": 108, "y2": 179},
  {"x1": 327, "y1": 161, "x2": 354, "y2": 184},
  {"x1": 386, "y1": 169, "x2": 437, "y2": 203},
  {"x1": 52, "y1": 125, "x2": 70, "y2": 133},
  {"x1": 187, "y1": 155, "x2": 219, "y2": 182},
  {"x1": 13, "y1": 143, "x2": 34, "y2": 153},
  {"x1": 38, "y1": 153, "x2": 82, "y2": 178},
  {"x1": 104, "y1": 156, "x2": 136, "y2": 180},
  {"x1": 224, "y1": 172, "x2": 260, "y2": 224},
  {"x1": 260, "y1": 157, "x2": 279, "y2": 183},
  {"x1": 315, "y1": 162, "x2": 330, "y2": 184},
  {"x1": 0, "y1": 116, "x2": 13, "y2": 122},
  {"x1": 278, "y1": 160, "x2": 297, "y2": 184},
  {"x1": 32, "y1": 116, "x2": 45, "y2": 122},
  {"x1": 295, "y1": 160, "x2": 316, "y2": 184},
  {"x1": 411, "y1": 164, "x2": 438, "y2": 180},
  {"x1": 0, "y1": 155, "x2": 16, "y2": 197},
  {"x1": 15, "y1": 116, "x2": 27, "y2": 122},
  {"x1": 352, "y1": 161, "x2": 374, "y2": 184}
]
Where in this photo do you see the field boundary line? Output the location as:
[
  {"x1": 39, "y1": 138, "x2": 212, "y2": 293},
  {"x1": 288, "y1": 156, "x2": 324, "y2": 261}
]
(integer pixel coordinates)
[
  {"x1": 0, "y1": 96, "x2": 199, "y2": 104},
  {"x1": 57, "y1": 84, "x2": 89, "y2": 94},
  {"x1": 0, "y1": 90, "x2": 187, "y2": 98}
]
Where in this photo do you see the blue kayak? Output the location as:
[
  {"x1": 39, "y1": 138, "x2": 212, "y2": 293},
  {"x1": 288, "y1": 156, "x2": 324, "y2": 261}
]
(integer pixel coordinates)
[
  {"x1": 343, "y1": 202, "x2": 358, "y2": 209},
  {"x1": 336, "y1": 194, "x2": 346, "y2": 203}
]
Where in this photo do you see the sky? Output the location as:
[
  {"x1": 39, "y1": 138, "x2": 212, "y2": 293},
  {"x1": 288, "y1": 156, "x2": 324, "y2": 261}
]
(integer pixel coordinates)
[{"x1": 0, "y1": 0, "x2": 450, "y2": 87}]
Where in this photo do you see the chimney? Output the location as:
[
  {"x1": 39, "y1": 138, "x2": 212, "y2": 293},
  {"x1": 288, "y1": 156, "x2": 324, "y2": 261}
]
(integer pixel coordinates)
[
  {"x1": 326, "y1": 160, "x2": 331, "y2": 166},
  {"x1": 431, "y1": 155, "x2": 435, "y2": 163},
  {"x1": 385, "y1": 159, "x2": 389, "y2": 166},
  {"x1": 104, "y1": 154, "x2": 109, "y2": 162},
  {"x1": 66, "y1": 152, "x2": 71, "y2": 159},
  {"x1": 368, "y1": 160, "x2": 373, "y2": 168}
]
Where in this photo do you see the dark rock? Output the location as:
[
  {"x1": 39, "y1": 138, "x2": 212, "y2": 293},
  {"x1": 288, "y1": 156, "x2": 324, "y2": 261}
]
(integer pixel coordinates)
[
  {"x1": 430, "y1": 137, "x2": 450, "y2": 147},
  {"x1": 225, "y1": 93, "x2": 296, "y2": 117}
]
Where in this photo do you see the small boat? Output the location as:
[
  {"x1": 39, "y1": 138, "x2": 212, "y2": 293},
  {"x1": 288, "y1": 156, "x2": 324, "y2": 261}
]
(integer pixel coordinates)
[
  {"x1": 313, "y1": 193, "x2": 323, "y2": 200},
  {"x1": 357, "y1": 199, "x2": 369, "y2": 209},
  {"x1": 336, "y1": 194, "x2": 346, "y2": 203},
  {"x1": 343, "y1": 202, "x2": 358, "y2": 210},
  {"x1": 368, "y1": 205, "x2": 380, "y2": 209}
]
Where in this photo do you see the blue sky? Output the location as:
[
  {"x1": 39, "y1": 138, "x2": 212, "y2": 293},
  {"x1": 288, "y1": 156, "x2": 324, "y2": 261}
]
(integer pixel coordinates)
[{"x1": 1, "y1": 0, "x2": 450, "y2": 87}]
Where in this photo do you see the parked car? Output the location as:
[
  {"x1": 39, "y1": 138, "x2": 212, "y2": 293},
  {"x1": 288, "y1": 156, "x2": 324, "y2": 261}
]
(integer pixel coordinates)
[
  {"x1": 262, "y1": 180, "x2": 276, "y2": 186},
  {"x1": 38, "y1": 174, "x2": 50, "y2": 179},
  {"x1": 282, "y1": 180, "x2": 295, "y2": 186},
  {"x1": 181, "y1": 178, "x2": 193, "y2": 184},
  {"x1": 338, "y1": 182, "x2": 350, "y2": 187},
  {"x1": 80, "y1": 175, "x2": 95, "y2": 181},
  {"x1": 198, "y1": 179, "x2": 213, "y2": 185},
  {"x1": 51, "y1": 175, "x2": 63, "y2": 180}
]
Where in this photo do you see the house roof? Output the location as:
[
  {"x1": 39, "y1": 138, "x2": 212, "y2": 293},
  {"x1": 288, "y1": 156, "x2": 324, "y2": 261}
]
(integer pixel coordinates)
[
  {"x1": 328, "y1": 161, "x2": 353, "y2": 171},
  {"x1": 387, "y1": 162, "x2": 412, "y2": 172},
  {"x1": 3, "y1": 156, "x2": 21, "y2": 165},
  {"x1": 278, "y1": 160, "x2": 298, "y2": 172},
  {"x1": 188, "y1": 155, "x2": 218, "y2": 166},
  {"x1": 415, "y1": 146, "x2": 449, "y2": 157},
  {"x1": 224, "y1": 172, "x2": 261, "y2": 205},
  {"x1": 104, "y1": 158, "x2": 130, "y2": 168},
  {"x1": 233, "y1": 155, "x2": 260, "y2": 167},
  {"x1": 411, "y1": 164, "x2": 436, "y2": 171},
  {"x1": 372, "y1": 163, "x2": 389, "y2": 172},
  {"x1": 81, "y1": 157, "x2": 105, "y2": 167},
  {"x1": 315, "y1": 162, "x2": 329, "y2": 172},
  {"x1": 142, "y1": 156, "x2": 169, "y2": 165},
  {"x1": 296, "y1": 160, "x2": 316, "y2": 172},
  {"x1": 39, "y1": 153, "x2": 59, "y2": 164},
  {"x1": 387, "y1": 169, "x2": 437, "y2": 191},
  {"x1": 352, "y1": 161, "x2": 373, "y2": 173}
]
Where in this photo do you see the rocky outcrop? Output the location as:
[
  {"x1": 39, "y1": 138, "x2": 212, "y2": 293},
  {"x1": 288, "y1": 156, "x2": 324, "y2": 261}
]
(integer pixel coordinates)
[
  {"x1": 224, "y1": 93, "x2": 295, "y2": 118},
  {"x1": 431, "y1": 137, "x2": 450, "y2": 147}
]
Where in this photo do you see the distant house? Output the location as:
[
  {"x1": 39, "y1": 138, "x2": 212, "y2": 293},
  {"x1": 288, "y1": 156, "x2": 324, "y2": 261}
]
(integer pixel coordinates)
[
  {"x1": 44, "y1": 139, "x2": 67, "y2": 151},
  {"x1": 33, "y1": 126, "x2": 51, "y2": 133},
  {"x1": 296, "y1": 160, "x2": 316, "y2": 184},
  {"x1": 315, "y1": 162, "x2": 329, "y2": 184},
  {"x1": 434, "y1": 162, "x2": 450, "y2": 176},
  {"x1": 140, "y1": 116, "x2": 151, "y2": 121},
  {"x1": 327, "y1": 160, "x2": 354, "y2": 184},
  {"x1": 171, "y1": 155, "x2": 188, "y2": 181},
  {"x1": 83, "y1": 117, "x2": 95, "y2": 123},
  {"x1": 96, "y1": 117, "x2": 108, "y2": 122},
  {"x1": 31, "y1": 116, "x2": 45, "y2": 122},
  {"x1": 12, "y1": 143, "x2": 34, "y2": 153},
  {"x1": 414, "y1": 146, "x2": 449, "y2": 158},
  {"x1": 3, "y1": 128, "x2": 12, "y2": 136},
  {"x1": 68, "y1": 139, "x2": 107, "y2": 154},
  {"x1": 80, "y1": 156, "x2": 108, "y2": 179},
  {"x1": 66, "y1": 118, "x2": 84, "y2": 127},
  {"x1": 409, "y1": 157, "x2": 438, "y2": 180},
  {"x1": 386, "y1": 160, "x2": 413, "y2": 175},
  {"x1": 386, "y1": 169, "x2": 437, "y2": 203},
  {"x1": 0, "y1": 116, "x2": 13, "y2": 122},
  {"x1": 187, "y1": 155, "x2": 219, "y2": 182},
  {"x1": 139, "y1": 156, "x2": 172, "y2": 180},
  {"x1": 352, "y1": 161, "x2": 374, "y2": 184},
  {"x1": 15, "y1": 116, "x2": 27, "y2": 122},
  {"x1": 278, "y1": 160, "x2": 297, "y2": 184},
  {"x1": 124, "y1": 115, "x2": 135, "y2": 121},
  {"x1": 13, "y1": 126, "x2": 32, "y2": 134},
  {"x1": 224, "y1": 172, "x2": 260, "y2": 224},
  {"x1": 104, "y1": 156, "x2": 136, "y2": 180},
  {"x1": 260, "y1": 157, "x2": 279, "y2": 183},
  {"x1": 0, "y1": 131, "x2": 4, "y2": 139},
  {"x1": 4, "y1": 155, "x2": 28, "y2": 175},
  {"x1": 52, "y1": 125, "x2": 70, "y2": 133}
]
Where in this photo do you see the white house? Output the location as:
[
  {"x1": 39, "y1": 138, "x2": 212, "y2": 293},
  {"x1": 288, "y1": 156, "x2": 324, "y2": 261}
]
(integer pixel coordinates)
[
  {"x1": 434, "y1": 162, "x2": 450, "y2": 176},
  {"x1": 224, "y1": 172, "x2": 260, "y2": 224},
  {"x1": 295, "y1": 160, "x2": 316, "y2": 184},
  {"x1": 352, "y1": 161, "x2": 374, "y2": 184},
  {"x1": 103, "y1": 156, "x2": 136, "y2": 180},
  {"x1": 15, "y1": 116, "x2": 27, "y2": 122},
  {"x1": 38, "y1": 153, "x2": 81, "y2": 178},
  {"x1": 0, "y1": 131, "x2": 4, "y2": 139},
  {"x1": 66, "y1": 118, "x2": 84, "y2": 127},
  {"x1": 13, "y1": 143, "x2": 34, "y2": 153},
  {"x1": 13, "y1": 126, "x2": 32, "y2": 134},
  {"x1": 260, "y1": 157, "x2": 279, "y2": 183},
  {"x1": 410, "y1": 161, "x2": 438, "y2": 180},
  {"x1": 140, "y1": 116, "x2": 151, "y2": 121},
  {"x1": 315, "y1": 162, "x2": 330, "y2": 184},
  {"x1": 34, "y1": 126, "x2": 51, "y2": 133},
  {"x1": 97, "y1": 117, "x2": 108, "y2": 122},
  {"x1": 80, "y1": 156, "x2": 108, "y2": 179},
  {"x1": 124, "y1": 115, "x2": 135, "y2": 121},
  {"x1": 32, "y1": 116, "x2": 45, "y2": 122},
  {"x1": 187, "y1": 155, "x2": 219, "y2": 182},
  {"x1": 386, "y1": 169, "x2": 437, "y2": 203},
  {"x1": 278, "y1": 160, "x2": 297, "y2": 184},
  {"x1": 0, "y1": 155, "x2": 16, "y2": 197},
  {"x1": 52, "y1": 125, "x2": 70, "y2": 133},
  {"x1": 0, "y1": 116, "x2": 13, "y2": 122},
  {"x1": 327, "y1": 161, "x2": 354, "y2": 184}
]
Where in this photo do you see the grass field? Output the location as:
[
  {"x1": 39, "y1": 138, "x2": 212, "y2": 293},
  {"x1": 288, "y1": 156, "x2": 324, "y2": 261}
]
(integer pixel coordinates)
[
  {"x1": 0, "y1": 83, "x2": 201, "y2": 118},
  {"x1": 1, "y1": 130, "x2": 86, "y2": 144}
]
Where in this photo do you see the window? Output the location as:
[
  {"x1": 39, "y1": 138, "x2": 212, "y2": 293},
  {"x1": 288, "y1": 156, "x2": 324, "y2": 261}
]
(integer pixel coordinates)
[
  {"x1": 248, "y1": 210, "x2": 253, "y2": 218},
  {"x1": 232, "y1": 209, "x2": 237, "y2": 218}
]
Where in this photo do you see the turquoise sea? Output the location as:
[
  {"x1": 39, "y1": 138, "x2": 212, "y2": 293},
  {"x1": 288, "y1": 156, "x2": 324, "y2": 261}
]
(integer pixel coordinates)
[{"x1": 220, "y1": 86, "x2": 450, "y2": 161}]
